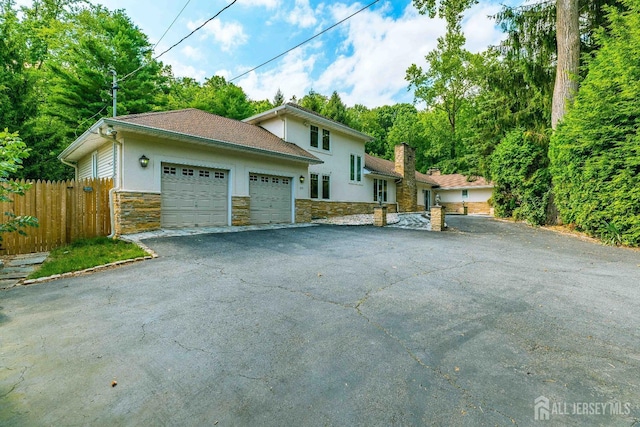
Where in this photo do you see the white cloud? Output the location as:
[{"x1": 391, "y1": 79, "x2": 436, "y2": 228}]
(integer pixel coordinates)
[
  {"x1": 311, "y1": 3, "x2": 445, "y2": 107},
  {"x1": 181, "y1": 45, "x2": 203, "y2": 60},
  {"x1": 237, "y1": 47, "x2": 319, "y2": 102},
  {"x1": 286, "y1": 0, "x2": 317, "y2": 29},
  {"x1": 170, "y1": 62, "x2": 208, "y2": 82},
  {"x1": 189, "y1": 18, "x2": 248, "y2": 52},
  {"x1": 463, "y1": 2, "x2": 507, "y2": 52},
  {"x1": 237, "y1": 0, "x2": 280, "y2": 9}
]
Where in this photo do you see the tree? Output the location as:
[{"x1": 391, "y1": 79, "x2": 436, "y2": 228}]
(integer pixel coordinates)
[
  {"x1": 190, "y1": 76, "x2": 254, "y2": 120},
  {"x1": 551, "y1": 0, "x2": 580, "y2": 128},
  {"x1": 272, "y1": 88, "x2": 285, "y2": 106},
  {"x1": 550, "y1": 0, "x2": 640, "y2": 245},
  {"x1": 299, "y1": 89, "x2": 327, "y2": 113},
  {"x1": 407, "y1": 0, "x2": 481, "y2": 163},
  {"x1": 0, "y1": 130, "x2": 38, "y2": 242},
  {"x1": 322, "y1": 91, "x2": 348, "y2": 124},
  {"x1": 490, "y1": 129, "x2": 551, "y2": 225}
]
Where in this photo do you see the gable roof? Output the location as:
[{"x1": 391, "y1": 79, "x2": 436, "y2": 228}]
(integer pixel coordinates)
[
  {"x1": 364, "y1": 154, "x2": 439, "y2": 185},
  {"x1": 427, "y1": 173, "x2": 493, "y2": 189},
  {"x1": 60, "y1": 109, "x2": 322, "y2": 164},
  {"x1": 243, "y1": 103, "x2": 373, "y2": 142}
]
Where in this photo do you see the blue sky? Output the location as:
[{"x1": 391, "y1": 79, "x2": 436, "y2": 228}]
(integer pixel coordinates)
[{"x1": 21, "y1": 0, "x2": 523, "y2": 107}]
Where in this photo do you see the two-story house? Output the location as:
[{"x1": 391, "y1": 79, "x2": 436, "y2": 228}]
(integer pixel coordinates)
[{"x1": 58, "y1": 103, "x2": 438, "y2": 235}]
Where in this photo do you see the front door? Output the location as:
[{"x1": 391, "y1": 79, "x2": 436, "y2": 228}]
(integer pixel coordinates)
[{"x1": 424, "y1": 190, "x2": 431, "y2": 211}]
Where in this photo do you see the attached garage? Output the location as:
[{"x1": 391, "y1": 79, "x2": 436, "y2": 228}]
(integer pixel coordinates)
[
  {"x1": 249, "y1": 174, "x2": 292, "y2": 224},
  {"x1": 161, "y1": 163, "x2": 229, "y2": 228}
]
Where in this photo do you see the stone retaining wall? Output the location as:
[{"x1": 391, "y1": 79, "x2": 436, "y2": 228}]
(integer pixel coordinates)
[
  {"x1": 296, "y1": 200, "x2": 397, "y2": 222},
  {"x1": 441, "y1": 202, "x2": 492, "y2": 215}
]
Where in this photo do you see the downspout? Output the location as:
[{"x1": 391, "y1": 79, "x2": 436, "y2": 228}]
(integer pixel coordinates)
[
  {"x1": 108, "y1": 139, "x2": 122, "y2": 238},
  {"x1": 60, "y1": 159, "x2": 78, "y2": 180}
]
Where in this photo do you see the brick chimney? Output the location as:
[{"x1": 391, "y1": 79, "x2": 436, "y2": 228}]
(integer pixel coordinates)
[{"x1": 395, "y1": 143, "x2": 417, "y2": 212}]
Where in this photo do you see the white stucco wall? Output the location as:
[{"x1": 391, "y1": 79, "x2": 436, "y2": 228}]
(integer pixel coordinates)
[
  {"x1": 438, "y1": 187, "x2": 492, "y2": 203},
  {"x1": 283, "y1": 116, "x2": 372, "y2": 203},
  {"x1": 117, "y1": 133, "x2": 309, "y2": 199}
]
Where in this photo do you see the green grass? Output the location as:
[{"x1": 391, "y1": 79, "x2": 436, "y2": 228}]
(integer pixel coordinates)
[{"x1": 29, "y1": 237, "x2": 148, "y2": 279}]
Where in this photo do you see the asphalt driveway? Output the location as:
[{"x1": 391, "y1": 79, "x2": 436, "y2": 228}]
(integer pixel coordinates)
[{"x1": 1, "y1": 216, "x2": 639, "y2": 426}]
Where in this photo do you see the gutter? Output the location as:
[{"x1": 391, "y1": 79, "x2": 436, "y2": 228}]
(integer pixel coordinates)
[
  {"x1": 103, "y1": 118, "x2": 323, "y2": 165},
  {"x1": 60, "y1": 158, "x2": 78, "y2": 180}
]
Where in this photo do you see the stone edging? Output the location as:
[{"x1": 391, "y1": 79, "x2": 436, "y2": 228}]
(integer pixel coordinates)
[{"x1": 13, "y1": 241, "x2": 158, "y2": 288}]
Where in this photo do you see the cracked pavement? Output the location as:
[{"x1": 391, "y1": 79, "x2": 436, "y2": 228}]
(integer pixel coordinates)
[{"x1": 1, "y1": 216, "x2": 639, "y2": 426}]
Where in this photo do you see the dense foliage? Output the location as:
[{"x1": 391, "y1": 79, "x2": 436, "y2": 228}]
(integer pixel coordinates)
[
  {"x1": 0, "y1": 130, "x2": 38, "y2": 241},
  {"x1": 490, "y1": 129, "x2": 551, "y2": 225},
  {"x1": 550, "y1": 0, "x2": 640, "y2": 245}
]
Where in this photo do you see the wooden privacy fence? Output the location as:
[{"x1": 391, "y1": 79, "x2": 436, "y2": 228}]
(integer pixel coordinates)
[{"x1": 0, "y1": 178, "x2": 113, "y2": 255}]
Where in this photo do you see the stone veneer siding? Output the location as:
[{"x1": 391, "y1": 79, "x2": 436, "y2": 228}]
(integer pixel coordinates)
[
  {"x1": 113, "y1": 191, "x2": 161, "y2": 236},
  {"x1": 441, "y1": 201, "x2": 492, "y2": 215},
  {"x1": 395, "y1": 143, "x2": 417, "y2": 212},
  {"x1": 232, "y1": 196, "x2": 250, "y2": 226},
  {"x1": 431, "y1": 205, "x2": 445, "y2": 231},
  {"x1": 296, "y1": 199, "x2": 397, "y2": 222}
]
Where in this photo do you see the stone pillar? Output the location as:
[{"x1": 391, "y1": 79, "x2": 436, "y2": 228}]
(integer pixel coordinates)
[
  {"x1": 373, "y1": 206, "x2": 388, "y2": 227},
  {"x1": 430, "y1": 205, "x2": 445, "y2": 231}
]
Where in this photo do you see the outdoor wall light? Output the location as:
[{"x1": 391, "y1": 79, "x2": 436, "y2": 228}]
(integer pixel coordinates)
[
  {"x1": 139, "y1": 155, "x2": 149, "y2": 168},
  {"x1": 299, "y1": 175, "x2": 305, "y2": 184}
]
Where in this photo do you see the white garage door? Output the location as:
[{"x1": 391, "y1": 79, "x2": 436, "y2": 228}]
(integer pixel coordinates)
[
  {"x1": 161, "y1": 164, "x2": 228, "y2": 228},
  {"x1": 249, "y1": 174, "x2": 292, "y2": 224}
]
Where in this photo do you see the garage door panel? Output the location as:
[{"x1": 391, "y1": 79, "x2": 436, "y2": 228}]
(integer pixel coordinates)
[
  {"x1": 249, "y1": 174, "x2": 291, "y2": 225},
  {"x1": 161, "y1": 164, "x2": 228, "y2": 228}
]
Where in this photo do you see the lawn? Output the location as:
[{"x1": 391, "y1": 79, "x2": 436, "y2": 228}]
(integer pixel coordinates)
[{"x1": 29, "y1": 237, "x2": 148, "y2": 279}]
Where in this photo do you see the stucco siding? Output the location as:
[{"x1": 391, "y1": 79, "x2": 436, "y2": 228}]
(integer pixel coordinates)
[
  {"x1": 439, "y1": 188, "x2": 492, "y2": 203},
  {"x1": 120, "y1": 134, "x2": 308, "y2": 201}
]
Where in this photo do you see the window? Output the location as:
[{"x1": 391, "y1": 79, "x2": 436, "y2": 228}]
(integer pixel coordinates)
[
  {"x1": 91, "y1": 152, "x2": 98, "y2": 178},
  {"x1": 322, "y1": 129, "x2": 330, "y2": 151},
  {"x1": 163, "y1": 166, "x2": 176, "y2": 175},
  {"x1": 310, "y1": 125, "x2": 319, "y2": 148},
  {"x1": 199, "y1": 170, "x2": 210, "y2": 178},
  {"x1": 282, "y1": 178, "x2": 290, "y2": 185},
  {"x1": 322, "y1": 175, "x2": 330, "y2": 199},
  {"x1": 182, "y1": 168, "x2": 194, "y2": 176},
  {"x1": 373, "y1": 179, "x2": 388, "y2": 202},
  {"x1": 462, "y1": 189, "x2": 468, "y2": 199},
  {"x1": 214, "y1": 172, "x2": 225, "y2": 179},
  {"x1": 350, "y1": 154, "x2": 362, "y2": 182},
  {"x1": 249, "y1": 174, "x2": 258, "y2": 182},
  {"x1": 272, "y1": 177, "x2": 279, "y2": 184},
  {"x1": 310, "y1": 173, "x2": 319, "y2": 199}
]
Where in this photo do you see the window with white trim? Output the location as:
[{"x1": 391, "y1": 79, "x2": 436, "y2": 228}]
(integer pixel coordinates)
[
  {"x1": 462, "y1": 189, "x2": 468, "y2": 199},
  {"x1": 322, "y1": 129, "x2": 330, "y2": 151},
  {"x1": 322, "y1": 175, "x2": 330, "y2": 199},
  {"x1": 350, "y1": 154, "x2": 362, "y2": 182},
  {"x1": 373, "y1": 179, "x2": 388, "y2": 202},
  {"x1": 310, "y1": 125, "x2": 319, "y2": 148},
  {"x1": 310, "y1": 173, "x2": 318, "y2": 199},
  {"x1": 91, "y1": 152, "x2": 98, "y2": 178}
]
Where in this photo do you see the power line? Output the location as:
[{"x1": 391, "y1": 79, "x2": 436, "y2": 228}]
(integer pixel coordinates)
[
  {"x1": 119, "y1": 0, "x2": 237, "y2": 83},
  {"x1": 153, "y1": 0, "x2": 192, "y2": 51},
  {"x1": 229, "y1": 0, "x2": 382, "y2": 82}
]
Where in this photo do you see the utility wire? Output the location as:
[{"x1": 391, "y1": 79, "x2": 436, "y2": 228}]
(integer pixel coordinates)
[
  {"x1": 153, "y1": 0, "x2": 192, "y2": 50},
  {"x1": 119, "y1": 0, "x2": 237, "y2": 83},
  {"x1": 229, "y1": 0, "x2": 381, "y2": 82}
]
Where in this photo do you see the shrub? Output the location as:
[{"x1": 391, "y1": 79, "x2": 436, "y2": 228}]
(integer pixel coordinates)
[
  {"x1": 490, "y1": 128, "x2": 551, "y2": 225},
  {"x1": 549, "y1": 0, "x2": 640, "y2": 246}
]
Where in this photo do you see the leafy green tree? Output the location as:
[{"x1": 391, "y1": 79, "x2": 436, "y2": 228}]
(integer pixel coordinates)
[
  {"x1": 550, "y1": 0, "x2": 640, "y2": 245},
  {"x1": 490, "y1": 129, "x2": 551, "y2": 225},
  {"x1": 0, "y1": 130, "x2": 38, "y2": 242},
  {"x1": 407, "y1": 0, "x2": 481, "y2": 163},
  {"x1": 190, "y1": 76, "x2": 254, "y2": 120},
  {"x1": 272, "y1": 88, "x2": 285, "y2": 106},
  {"x1": 299, "y1": 89, "x2": 327, "y2": 113},
  {"x1": 322, "y1": 91, "x2": 348, "y2": 124}
]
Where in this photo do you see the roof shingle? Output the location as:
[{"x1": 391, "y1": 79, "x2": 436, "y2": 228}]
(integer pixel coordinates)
[
  {"x1": 109, "y1": 109, "x2": 320, "y2": 162},
  {"x1": 427, "y1": 173, "x2": 493, "y2": 189}
]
